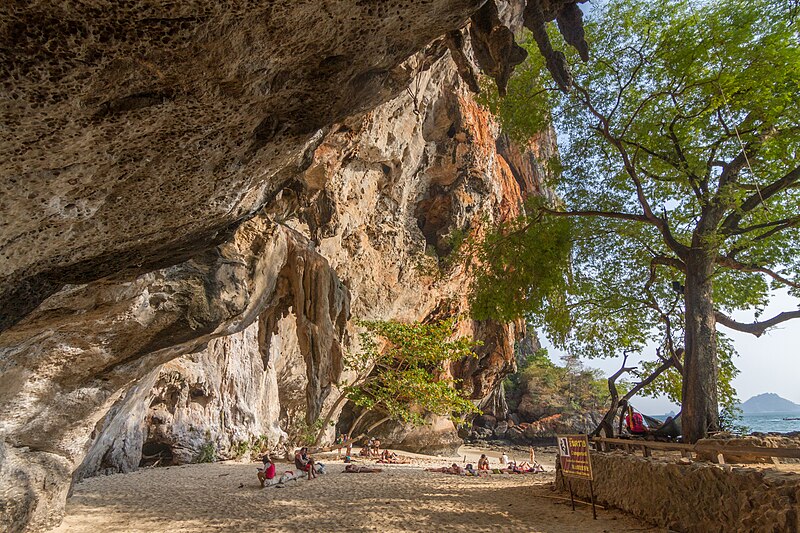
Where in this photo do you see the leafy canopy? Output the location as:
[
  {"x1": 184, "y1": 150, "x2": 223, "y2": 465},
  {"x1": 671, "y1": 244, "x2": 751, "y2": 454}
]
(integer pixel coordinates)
[
  {"x1": 471, "y1": 0, "x2": 800, "y2": 406},
  {"x1": 343, "y1": 318, "x2": 481, "y2": 427}
]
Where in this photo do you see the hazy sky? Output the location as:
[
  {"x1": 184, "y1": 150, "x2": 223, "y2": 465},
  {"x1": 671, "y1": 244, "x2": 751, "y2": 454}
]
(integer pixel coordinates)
[{"x1": 542, "y1": 289, "x2": 800, "y2": 414}]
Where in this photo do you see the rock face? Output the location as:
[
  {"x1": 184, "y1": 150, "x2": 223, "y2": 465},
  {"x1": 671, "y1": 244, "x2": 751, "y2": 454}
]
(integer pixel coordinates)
[
  {"x1": 81, "y1": 29, "x2": 557, "y2": 468},
  {"x1": 559, "y1": 451, "x2": 800, "y2": 533},
  {"x1": 0, "y1": 1, "x2": 579, "y2": 531}
]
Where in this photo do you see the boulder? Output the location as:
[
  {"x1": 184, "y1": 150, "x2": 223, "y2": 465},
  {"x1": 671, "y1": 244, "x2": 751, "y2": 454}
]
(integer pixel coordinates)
[
  {"x1": 474, "y1": 414, "x2": 498, "y2": 429},
  {"x1": 506, "y1": 426, "x2": 528, "y2": 445}
]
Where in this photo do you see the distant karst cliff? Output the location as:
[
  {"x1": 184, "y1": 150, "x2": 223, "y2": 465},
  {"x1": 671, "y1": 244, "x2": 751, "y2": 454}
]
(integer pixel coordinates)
[{"x1": 739, "y1": 393, "x2": 800, "y2": 414}]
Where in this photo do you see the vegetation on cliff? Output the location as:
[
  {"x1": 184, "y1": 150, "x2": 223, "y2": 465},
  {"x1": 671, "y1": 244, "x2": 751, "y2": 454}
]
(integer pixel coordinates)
[
  {"x1": 471, "y1": 0, "x2": 800, "y2": 441},
  {"x1": 316, "y1": 319, "x2": 480, "y2": 444},
  {"x1": 504, "y1": 348, "x2": 612, "y2": 421}
]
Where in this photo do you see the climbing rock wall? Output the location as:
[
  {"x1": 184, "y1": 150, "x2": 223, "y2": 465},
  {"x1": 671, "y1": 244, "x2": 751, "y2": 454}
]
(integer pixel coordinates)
[
  {"x1": 81, "y1": 32, "x2": 559, "y2": 471},
  {"x1": 0, "y1": 1, "x2": 585, "y2": 530}
]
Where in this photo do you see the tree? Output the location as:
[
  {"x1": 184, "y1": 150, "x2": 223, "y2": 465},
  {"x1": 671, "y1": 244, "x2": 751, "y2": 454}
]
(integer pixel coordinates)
[
  {"x1": 472, "y1": 0, "x2": 800, "y2": 442},
  {"x1": 315, "y1": 318, "x2": 480, "y2": 444}
]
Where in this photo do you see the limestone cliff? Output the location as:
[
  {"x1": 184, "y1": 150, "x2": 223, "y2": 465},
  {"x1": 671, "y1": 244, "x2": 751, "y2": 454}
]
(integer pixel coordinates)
[
  {"x1": 79, "y1": 39, "x2": 558, "y2": 472},
  {"x1": 0, "y1": 1, "x2": 582, "y2": 531}
]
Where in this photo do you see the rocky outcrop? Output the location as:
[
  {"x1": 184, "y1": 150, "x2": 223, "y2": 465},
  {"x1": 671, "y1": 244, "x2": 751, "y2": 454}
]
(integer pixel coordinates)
[
  {"x1": 86, "y1": 36, "x2": 555, "y2": 465},
  {"x1": 0, "y1": 1, "x2": 580, "y2": 531},
  {"x1": 558, "y1": 451, "x2": 800, "y2": 533}
]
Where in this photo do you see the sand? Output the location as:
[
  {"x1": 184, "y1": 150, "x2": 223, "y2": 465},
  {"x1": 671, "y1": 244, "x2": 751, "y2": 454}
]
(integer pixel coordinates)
[{"x1": 51, "y1": 446, "x2": 661, "y2": 533}]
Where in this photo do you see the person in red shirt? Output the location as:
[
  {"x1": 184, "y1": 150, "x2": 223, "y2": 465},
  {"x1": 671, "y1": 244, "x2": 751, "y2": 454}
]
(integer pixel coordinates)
[
  {"x1": 257, "y1": 454, "x2": 276, "y2": 488},
  {"x1": 295, "y1": 447, "x2": 317, "y2": 480}
]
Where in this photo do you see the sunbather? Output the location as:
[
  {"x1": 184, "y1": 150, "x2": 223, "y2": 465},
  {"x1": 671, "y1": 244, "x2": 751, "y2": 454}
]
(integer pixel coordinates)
[
  {"x1": 344, "y1": 464, "x2": 383, "y2": 473},
  {"x1": 477, "y1": 454, "x2": 490, "y2": 471},
  {"x1": 425, "y1": 463, "x2": 464, "y2": 475},
  {"x1": 377, "y1": 449, "x2": 407, "y2": 463},
  {"x1": 516, "y1": 461, "x2": 545, "y2": 473}
]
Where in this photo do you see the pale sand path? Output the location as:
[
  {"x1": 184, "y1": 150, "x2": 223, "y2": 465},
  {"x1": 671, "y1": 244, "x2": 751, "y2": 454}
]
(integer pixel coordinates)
[{"x1": 52, "y1": 448, "x2": 663, "y2": 533}]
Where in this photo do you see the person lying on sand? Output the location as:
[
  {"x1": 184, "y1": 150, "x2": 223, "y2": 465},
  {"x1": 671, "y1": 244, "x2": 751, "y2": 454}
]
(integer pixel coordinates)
[
  {"x1": 343, "y1": 464, "x2": 383, "y2": 473},
  {"x1": 295, "y1": 447, "x2": 317, "y2": 480},
  {"x1": 425, "y1": 463, "x2": 464, "y2": 475},
  {"x1": 257, "y1": 454, "x2": 277, "y2": 488},
  {"x1": 516, "y1": 461, "x2": 545, "y2": 473}
]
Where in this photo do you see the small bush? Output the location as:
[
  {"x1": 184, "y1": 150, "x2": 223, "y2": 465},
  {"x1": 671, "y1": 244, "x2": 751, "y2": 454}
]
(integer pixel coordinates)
[{"x1": 195, "y1": 433, "x2": 217, "y2": 463}]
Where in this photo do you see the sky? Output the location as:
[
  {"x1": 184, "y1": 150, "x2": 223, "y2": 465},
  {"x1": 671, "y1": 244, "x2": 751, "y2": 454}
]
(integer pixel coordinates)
[{"x1": 542, "y1": 289, "x2": 800, "y2": 414}]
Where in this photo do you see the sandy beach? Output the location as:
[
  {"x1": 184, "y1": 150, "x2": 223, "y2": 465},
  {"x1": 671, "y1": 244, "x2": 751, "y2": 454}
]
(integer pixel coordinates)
[{"x1": 52, "y1": 446, "x2": 661, "y2": 533}]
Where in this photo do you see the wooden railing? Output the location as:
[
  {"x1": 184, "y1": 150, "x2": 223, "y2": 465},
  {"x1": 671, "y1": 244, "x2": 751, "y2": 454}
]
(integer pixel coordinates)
[{"x1": 590, "y1": 436, "x2": 800, "y2": 464}]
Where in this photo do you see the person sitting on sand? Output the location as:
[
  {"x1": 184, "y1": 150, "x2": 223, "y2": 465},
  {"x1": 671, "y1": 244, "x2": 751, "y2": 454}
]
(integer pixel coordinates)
[
  {"x1": 295, "y1": 447, "x2": 316, "y2": 480},
  {"x1": 344, "y1": 464, "x2": 383, "y2": 473},
  {"x1": 500, "y1": 452, "x2": 509, "y2": 466},
  {"x1": 257, "y1": 454, "x2": 277, "y2": 488},
  {"x1": 378, "y1": 449, "x2": 395, "y2": 462},
  {"x1": 477, "y1": 454, "x2": 490, "y2": 471}
]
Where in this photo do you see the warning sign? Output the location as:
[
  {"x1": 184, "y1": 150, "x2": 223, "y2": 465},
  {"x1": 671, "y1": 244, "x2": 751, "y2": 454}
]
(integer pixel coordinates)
[{"x1": 557, "y1": 434, "x2": 593, "y2": 480}]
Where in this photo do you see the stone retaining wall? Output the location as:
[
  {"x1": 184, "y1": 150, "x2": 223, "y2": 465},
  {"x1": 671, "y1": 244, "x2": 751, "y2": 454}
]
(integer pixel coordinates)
[{"x1": 557, "y1": 450, "x2": 799, "y2": 532}]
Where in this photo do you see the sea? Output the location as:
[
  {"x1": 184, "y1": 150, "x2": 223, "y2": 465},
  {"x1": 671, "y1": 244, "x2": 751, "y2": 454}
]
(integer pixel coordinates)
[
  {"x1": 737, "y1": 413, "x2": 800, "y2": 434},
  {"x1": 654, "y1": 412, "x2": 800, "y2": 434}
]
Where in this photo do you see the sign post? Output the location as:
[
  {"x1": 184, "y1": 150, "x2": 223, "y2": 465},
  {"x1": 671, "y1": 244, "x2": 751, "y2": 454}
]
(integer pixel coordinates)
[{"x1": 557, "y1": 434, "x2": 597, "y2": 519}]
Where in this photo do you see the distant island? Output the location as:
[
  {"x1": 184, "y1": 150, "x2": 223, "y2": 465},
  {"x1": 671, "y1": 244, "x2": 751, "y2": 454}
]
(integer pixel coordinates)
[{"x1": 739, "y1": 393, "x2": 800, "y2": 414}]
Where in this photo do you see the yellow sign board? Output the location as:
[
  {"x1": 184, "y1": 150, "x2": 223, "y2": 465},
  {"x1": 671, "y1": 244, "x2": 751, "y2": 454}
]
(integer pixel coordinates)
[{"x1": 557, "y1": 434, "x2": 594, "y2": 480}]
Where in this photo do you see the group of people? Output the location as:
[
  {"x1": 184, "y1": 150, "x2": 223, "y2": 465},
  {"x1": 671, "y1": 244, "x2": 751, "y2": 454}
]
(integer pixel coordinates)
[
  {"x1": 358, "y1": 437, "x2": 382, "y2": 458},
  {"x1": 424, "y1": 452, "x2": 545, "y2": 477},
  {"x1": 256, "y1": 442, "x2": 545, "y2": 487},
  {"x1": 256, "y1": 447, "x2": 324, "y2": 488}
]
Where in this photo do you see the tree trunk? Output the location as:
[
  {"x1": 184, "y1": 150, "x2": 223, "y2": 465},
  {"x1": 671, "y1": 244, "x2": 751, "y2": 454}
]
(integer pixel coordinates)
[
  {"x1": 313, "y1": 392, "x2": 348, "y2": 446},
  {"x1": 346, "y1": 409, "x2": 370, "y2": 437},
  {"x1": 366, "y1": 416, "x2": 391, "y2": 434},
  {"x1": 681, "y1": 251, "x2": 720, "y2": 443}
]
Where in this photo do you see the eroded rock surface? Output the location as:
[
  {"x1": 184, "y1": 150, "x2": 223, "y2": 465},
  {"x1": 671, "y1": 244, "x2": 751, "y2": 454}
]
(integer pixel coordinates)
[{"x1": 0, "y1": 1, "x2": 577, "y2": 531}]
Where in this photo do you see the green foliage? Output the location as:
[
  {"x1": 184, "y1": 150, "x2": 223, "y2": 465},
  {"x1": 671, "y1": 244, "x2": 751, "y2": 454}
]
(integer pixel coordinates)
[
  {"x1": 719, "y1": 405, "x2": 750, "y2": 435},
  {"x1": 505, "y1": 348, "x2": 611, "y2": 416},
  {"x1": 195, "y1": 432, "x2": 217, "y2": 463},
  {"x1": 476, "y1": 46, "x2": 552, "y2": 144},
  {"x1": 469, "y1": 198, "x2": 573, "y2": 343},
  {"x1": 284, "y1": 415, "x2": 326, "y2": 447},
  {"x1": 344, "y1": 318, "x2": 482, "y2": 427},
  {"x1": 231, "y1": 434, "x2": 273, "y2": 458},
  {"x1": 469, "y1": 0, "x2": 800, "y2": 418},
  {"x1": 297, "y1": 419, "x2": 325, "y2": 446}
]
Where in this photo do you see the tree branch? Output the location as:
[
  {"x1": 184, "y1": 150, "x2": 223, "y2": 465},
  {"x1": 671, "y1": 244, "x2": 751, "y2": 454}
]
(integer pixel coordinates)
[
  {"x1": 721, "y1": 166, "x2": 800, "y2": 231},
  {"x1": 572, "y1": 84, "x2": 690, "y2": 258},
  {"x1": 715, "y1": 309, "x2": 800, "y2": 337},
  {"x1": 715, "y1": 254, "x2": 800, "y2": 289},
  {"x1": 540, "y1": 207, "x2": 651, "y2": 224}
]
